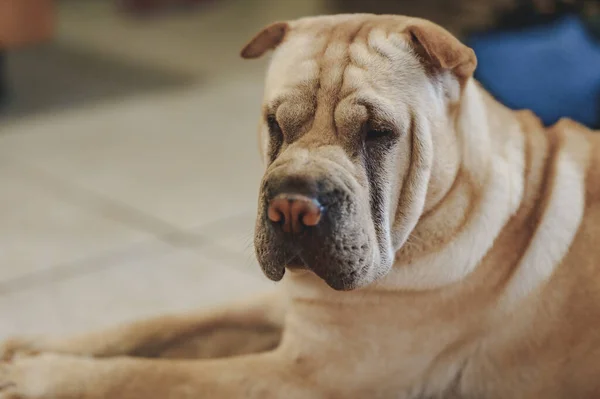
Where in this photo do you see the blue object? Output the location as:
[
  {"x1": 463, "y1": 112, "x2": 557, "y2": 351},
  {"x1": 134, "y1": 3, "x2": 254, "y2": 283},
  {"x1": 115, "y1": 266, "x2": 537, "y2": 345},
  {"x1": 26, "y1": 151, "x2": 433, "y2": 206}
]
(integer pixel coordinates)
[{"x1": 468, "y1": 15, "x2": 600, "y2": 128}]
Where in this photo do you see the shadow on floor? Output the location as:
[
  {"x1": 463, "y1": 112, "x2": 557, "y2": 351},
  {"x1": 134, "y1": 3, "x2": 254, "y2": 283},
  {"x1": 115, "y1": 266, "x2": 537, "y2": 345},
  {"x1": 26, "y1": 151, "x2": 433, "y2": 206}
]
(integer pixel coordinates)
[{"x1": 0, "y1": 42, "x2": 197, "y2": 123}]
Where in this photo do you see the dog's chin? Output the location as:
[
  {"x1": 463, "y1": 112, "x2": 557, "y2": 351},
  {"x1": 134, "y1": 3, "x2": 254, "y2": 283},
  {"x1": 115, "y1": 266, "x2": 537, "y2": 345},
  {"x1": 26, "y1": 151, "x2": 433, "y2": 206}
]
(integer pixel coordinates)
[
  {"x1": 310, "y1": 250, "x2": 395, "y2": 291},
  {"x1": 311, "y1": 263, "x2": 378, "y2": 291},
  {"x1": 259, "y1": 258, "x2": 379, "y2": 292}
]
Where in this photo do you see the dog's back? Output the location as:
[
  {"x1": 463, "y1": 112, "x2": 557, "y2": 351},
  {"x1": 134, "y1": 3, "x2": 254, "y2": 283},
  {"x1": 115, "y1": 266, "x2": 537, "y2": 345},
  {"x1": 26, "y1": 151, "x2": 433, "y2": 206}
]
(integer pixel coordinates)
[{"x1": 473, "y1": 111, "x2": 600, "y2": 397}]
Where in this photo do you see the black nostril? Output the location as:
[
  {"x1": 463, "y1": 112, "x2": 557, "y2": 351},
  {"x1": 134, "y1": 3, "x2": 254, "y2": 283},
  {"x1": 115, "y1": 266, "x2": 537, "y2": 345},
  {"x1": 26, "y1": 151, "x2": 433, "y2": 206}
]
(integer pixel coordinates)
[
  {"x1": 267, "y1": 194, "x2": 322, "y2": 233},
  {"x1": 267, "y1": 204, "x2": 284, "y2": 223}
]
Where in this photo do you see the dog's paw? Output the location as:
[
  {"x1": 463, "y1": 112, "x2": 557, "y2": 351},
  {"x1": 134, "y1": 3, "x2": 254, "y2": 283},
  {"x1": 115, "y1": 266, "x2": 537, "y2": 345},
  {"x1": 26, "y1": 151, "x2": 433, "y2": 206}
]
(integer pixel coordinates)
[
  {"x1": 0, "y1": 339, "x2": 40, "y2": 363},
  {"x1": 0, "y1": 354, "x2": 82, "y2": 399},
  {"x1": 0, "y1": 361, "x2": 18, "y2": 399},
  {"x1": 0, "y1": 356, "x2": 33, "y2": 399}
]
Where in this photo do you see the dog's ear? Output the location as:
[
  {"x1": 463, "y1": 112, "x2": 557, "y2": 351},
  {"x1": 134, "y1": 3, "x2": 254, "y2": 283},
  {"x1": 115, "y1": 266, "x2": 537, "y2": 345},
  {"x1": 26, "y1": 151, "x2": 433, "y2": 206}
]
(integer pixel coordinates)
[
  {"x1": 241, "y1": 22, "x2": 289, "y2": 59},
  {"x1": 405, "y1": 21, "x2": 477, "y2": 82}
]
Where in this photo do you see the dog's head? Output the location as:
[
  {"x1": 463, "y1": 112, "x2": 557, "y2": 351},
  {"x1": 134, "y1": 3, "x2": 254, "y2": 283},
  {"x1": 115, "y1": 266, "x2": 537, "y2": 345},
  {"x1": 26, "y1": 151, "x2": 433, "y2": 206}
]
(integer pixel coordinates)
[{"x1": 242, "y1": 15, "x2": 477, "y2": 291}]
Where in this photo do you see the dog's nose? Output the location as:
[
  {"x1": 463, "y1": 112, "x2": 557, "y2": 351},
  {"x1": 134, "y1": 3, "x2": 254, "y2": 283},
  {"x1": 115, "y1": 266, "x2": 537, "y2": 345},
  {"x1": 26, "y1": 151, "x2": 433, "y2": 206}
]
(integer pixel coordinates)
[{"x1": 267, "y1": 194, "x2": 322, "y2": 233}]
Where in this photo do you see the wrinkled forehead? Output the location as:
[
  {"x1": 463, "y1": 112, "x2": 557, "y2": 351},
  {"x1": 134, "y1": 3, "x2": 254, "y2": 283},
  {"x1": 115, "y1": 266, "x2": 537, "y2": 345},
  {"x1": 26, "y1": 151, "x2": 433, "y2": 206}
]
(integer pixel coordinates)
[{"x1": 262, "y1": 15, "x2": 429, "y2": 123}]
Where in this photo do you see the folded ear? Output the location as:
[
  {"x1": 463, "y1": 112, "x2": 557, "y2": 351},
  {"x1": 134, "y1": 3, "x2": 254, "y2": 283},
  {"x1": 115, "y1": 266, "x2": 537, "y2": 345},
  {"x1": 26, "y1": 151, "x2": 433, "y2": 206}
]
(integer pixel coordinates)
[
  {"x1": 405, "y1": 21, "x2": 477, "y2": 82},
  {"x1": 241, "y1": 22, "x2": 289, "y2": 59}
]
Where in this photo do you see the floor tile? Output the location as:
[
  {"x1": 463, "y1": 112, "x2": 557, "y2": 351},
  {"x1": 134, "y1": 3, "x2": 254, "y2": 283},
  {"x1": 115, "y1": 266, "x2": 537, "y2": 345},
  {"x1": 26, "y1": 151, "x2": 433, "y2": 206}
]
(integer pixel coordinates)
[
  {"x1": 3, "y1": 41, "x2": 194, "y2": 122},
  {"x1": 199, "y1": 211, "x2": 256, "y2": 260},
  {"x1": 0, "y1": 79, "x2": 267, "y2": 232},
  {"x1": 0, "y1": 247, "x2": 275, "y2": 338},
  {"x1": 0, "y1": 161, "x2": 155, "y2": 284},
  {"x1": 56, "y1": 0, "x2": 326, "y2": 77},
  {"x1": 169, "y1": 209, "x2": 264, "y2": 280}
]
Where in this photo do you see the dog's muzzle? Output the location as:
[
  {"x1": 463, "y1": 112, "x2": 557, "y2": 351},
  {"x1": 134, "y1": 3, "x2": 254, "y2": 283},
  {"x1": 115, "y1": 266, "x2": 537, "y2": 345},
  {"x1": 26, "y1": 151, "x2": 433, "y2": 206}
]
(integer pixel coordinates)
[
  {"x1": 255, "y1": 169, "x2": 375, "y2": 291},
  {"x1": 267, "y1": 193, "x2": 322, "y2": 234}
]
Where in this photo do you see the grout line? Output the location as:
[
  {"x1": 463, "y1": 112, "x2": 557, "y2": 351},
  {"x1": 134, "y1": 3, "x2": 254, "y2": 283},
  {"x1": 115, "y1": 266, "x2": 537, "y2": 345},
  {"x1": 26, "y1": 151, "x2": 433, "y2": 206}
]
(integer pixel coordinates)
[
  {"x1": 6, "y1": 158, "x2": 210, "y2": 248},
  {"x1": 19, "y1": 158, "x2": 259, "y2": 249},
  {"x1": 0, "y1": 216, "x2": 257, "y2": 296},
  {"x1": 0, "y1": 238, "x2": 168, "y2": 296},
  {"x1": 196, "y1": 241, "x2": 262, "y2": 276},
  {"x1": 0, "y1": 156, "x2": 265, "y2": 295},
  {"x1": 0, "y1": 160, "x2": 260, "y2": 294}
]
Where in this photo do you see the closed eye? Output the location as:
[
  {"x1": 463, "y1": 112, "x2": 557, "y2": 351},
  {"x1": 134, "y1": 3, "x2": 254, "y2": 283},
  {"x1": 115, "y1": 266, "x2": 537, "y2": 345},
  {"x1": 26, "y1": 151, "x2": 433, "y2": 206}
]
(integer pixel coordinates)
[
  {"x1": 266, "y1": 114, "x2": 284, "y2": 163},
  {"x1": 365, "y1": 128, "x2": 394, "y2": 141},
  {"x1": 267, "y1": 114, "x2": 282, "y2": 137},
  {"x1": 364, "y1": 118, "x2": 396, "y2": 142}
]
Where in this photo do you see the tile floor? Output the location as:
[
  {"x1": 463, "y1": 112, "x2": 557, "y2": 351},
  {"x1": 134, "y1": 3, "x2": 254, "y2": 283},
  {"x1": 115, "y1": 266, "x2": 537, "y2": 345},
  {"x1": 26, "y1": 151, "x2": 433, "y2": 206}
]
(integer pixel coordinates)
[{"x1": 0, "y1": 0, "x2": 328, "y2": 339}]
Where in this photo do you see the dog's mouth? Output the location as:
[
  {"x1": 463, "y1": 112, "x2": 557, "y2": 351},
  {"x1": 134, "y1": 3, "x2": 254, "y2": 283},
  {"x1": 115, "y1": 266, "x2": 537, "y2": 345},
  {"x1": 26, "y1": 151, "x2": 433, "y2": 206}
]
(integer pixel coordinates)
[
  {"x1": 285, "y1": 255, "x2": 308, "y2": 270},
  {"x1": 255, "y1": 220, "x2": 376, "y2": 291},
  {"x1": 254, "y1": 164, "x2": 383, "y2": 290}
]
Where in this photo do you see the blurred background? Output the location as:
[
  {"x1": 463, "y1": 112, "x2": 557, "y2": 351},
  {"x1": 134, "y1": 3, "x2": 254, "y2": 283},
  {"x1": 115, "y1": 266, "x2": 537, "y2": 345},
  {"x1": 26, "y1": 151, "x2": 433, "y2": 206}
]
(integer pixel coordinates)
[{"x1": 0, "y1": 0, "x2": 598, "y2": 339}]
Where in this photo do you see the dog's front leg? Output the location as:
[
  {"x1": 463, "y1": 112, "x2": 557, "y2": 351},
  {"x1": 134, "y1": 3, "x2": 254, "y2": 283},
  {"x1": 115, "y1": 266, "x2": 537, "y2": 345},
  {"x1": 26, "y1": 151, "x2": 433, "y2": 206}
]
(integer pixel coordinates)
[
  {"x1": 1, "y1": 291, "x2": 285, "y2": 361},
  {"x1": 0, "y1": 350, "x2": 321, "y2": 399}
]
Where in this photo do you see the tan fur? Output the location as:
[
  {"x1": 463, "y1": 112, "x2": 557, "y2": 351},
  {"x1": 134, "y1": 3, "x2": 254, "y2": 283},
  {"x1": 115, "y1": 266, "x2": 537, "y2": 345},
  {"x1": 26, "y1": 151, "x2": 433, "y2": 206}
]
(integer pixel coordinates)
[
  {"x1": 1, "y1": 14, "x2": 600, "y2": 399},
  {"x1": 240, "y1": 21, "x2": 289, "y2": 59},
  {"x1": 406, "y1": 22, "x2": 477, "y2": 81}
]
